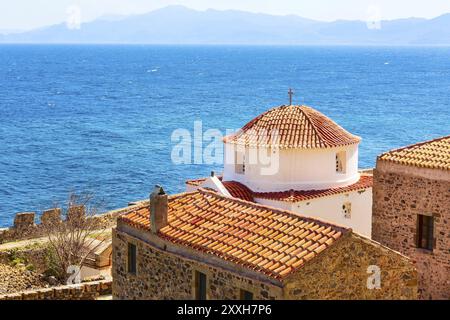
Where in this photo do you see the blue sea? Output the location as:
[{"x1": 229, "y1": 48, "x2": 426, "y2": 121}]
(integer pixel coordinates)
[{"x1": 0, "y1": 45, "x2": 449, "y2": 227}]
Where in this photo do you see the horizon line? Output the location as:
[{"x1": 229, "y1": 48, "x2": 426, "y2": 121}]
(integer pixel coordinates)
[{"x1": 3, "y1": 4, "x2": 450, "y2": 34}]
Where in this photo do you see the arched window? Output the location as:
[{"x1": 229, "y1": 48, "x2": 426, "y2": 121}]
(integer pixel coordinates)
[
  {"x1": 235, "y1": 150, "x2": 246, "y2": 174},
  {"x1": 336, "y1": 151, "x2": 346, "y2": 174}
]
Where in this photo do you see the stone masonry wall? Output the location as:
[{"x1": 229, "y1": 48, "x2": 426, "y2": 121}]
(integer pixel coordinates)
[
  {"x1": 283, "y1": 233, "x2": 418, "y2": 300},
  {"x1": 0, "y1": 202, "x2": 148, "y2": 244},
  {"x1": 112, "y1": 229, "x2": 282, "y2": 300},
  {"x1": 0, "y1": 280, "x2": 112, "y2": 300},
  {"x1": 372, "y1": 161, "x2": 450, "y2": 300},
  {"x1": 113, "y1": 226, "x2": 417, "y2": 300}
]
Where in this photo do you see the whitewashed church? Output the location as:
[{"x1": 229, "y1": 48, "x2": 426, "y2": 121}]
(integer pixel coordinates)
[{"x1": 186, "y1": 101, "x2": 373, "y2": 238}]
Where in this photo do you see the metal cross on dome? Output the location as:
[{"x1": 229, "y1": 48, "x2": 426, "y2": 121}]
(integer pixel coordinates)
[{"x1": 288, "y1": 88, "x2": 294, "y2": 105}]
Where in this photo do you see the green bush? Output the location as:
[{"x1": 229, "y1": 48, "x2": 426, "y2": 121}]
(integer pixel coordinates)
[
  {"x1": 25, "y1": 264, "x2": 35, "y2": 271},
  {"x1": 7, "y1": 249, "x2": 27, "y2": 267},
  {"x1": 44, "y1": 246, "x2": 63, "y2": 279}
]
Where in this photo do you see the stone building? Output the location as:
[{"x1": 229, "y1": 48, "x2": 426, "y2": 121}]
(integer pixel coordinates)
[
  {"x1": 112, "y1": 186, "x2": 417, "y2": 300},
  {"x1": 186, "y1": 105, "x2": 373, "y2": 238},
  {"x1": 372, "y1": 136, "x2": 450, "y2": 300}
]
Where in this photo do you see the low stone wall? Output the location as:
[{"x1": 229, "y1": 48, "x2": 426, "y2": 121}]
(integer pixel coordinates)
[
  {"x1": 0, "y1": 201, "x2": 148, "y2": 244},
  {"x1": 0, "y1": 247, "x2": 48, "y2": 273},
  {"x1": 0, "y1": 280, "x2": 112, "y2": 300}
]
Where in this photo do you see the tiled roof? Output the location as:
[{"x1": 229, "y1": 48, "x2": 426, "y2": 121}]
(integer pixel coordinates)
[
  {"x1": 120, "y1": 189, "x2": 349, "y2": 280},
  {"x1": 185, "y1": 178, "x2": 254, "y2": 202},
  {"x1": 186, "y1": 176, "x2": 222, "y2": 187},
  {"x1": 224, "y1": 105, "x2": 361, "y2": 149},
  {"x1": 187, "y1": 174, "x2": 372, "y2": 203},
  {"x1": 222, "y1": 181, "x2": 255, "y2": 202},
  {"x1": 378, "y1": 136, "x2": 450, "y2": 171},
  {"x1": 254, "y1": 175, "x2": 373, "y2": 202}
]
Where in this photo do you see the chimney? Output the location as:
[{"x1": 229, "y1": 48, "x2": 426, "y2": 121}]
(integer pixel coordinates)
[{"x1": 150, "y1": 185, "x2": 168, "y2": 234}]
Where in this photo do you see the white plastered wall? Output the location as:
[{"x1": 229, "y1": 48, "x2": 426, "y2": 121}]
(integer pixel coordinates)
[
  {"x1": 223, "y1": 143, "x2": 360, "y2": 192},
  {"x1": 255, "y1": 188, "x2": 373, "y2": 238}
]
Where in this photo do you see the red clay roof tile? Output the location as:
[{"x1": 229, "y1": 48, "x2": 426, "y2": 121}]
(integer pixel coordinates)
[
  {"x1": 119, "y1": 189, "x2": 350, "y2": 280},
  {"x1": 187, "y1": 174, "x2": 372, "y2": 203},
  {"x1": 254, "y1": 175, "x2": 373, "y2": 202},
  {"x1": 222, "y1": 181, "x2": 255, "y2": 202},
  {"x1": 378, "y1": 135, "x2": 450, "y2": 171}
]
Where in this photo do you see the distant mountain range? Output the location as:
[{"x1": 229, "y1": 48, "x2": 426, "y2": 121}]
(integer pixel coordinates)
[
  {"x1": 0, "y1": 29, "x2": 24, "y2": 35},
  {"x1": 2, "y1": 5, "x2": 450, "y2": 45}
]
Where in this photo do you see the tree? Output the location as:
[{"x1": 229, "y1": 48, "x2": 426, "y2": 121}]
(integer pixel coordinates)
[{"x1": 43, "y1": 193, "x2": 109, "y2": 284}]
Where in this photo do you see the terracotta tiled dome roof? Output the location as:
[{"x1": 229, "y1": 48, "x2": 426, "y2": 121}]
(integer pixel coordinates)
[{"x1": 224, "y1": 105, "x2": 361, "y2": 149}]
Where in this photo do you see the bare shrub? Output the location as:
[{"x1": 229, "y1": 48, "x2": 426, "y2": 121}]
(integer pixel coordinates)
[{"x1": 42, "y1": 193, "x2": 108, "y2": 284}]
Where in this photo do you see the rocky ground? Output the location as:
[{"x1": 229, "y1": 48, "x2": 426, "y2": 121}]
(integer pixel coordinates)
[
  {"x1": 0, "y1": 263, "x2": 50, "y2": 295},
  {"x1": 0, "y1": 228, "x2": 113, "y2": 296}
]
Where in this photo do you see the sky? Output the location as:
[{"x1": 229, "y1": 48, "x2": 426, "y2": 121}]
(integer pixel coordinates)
[{"x1": 1, "y1": 0, "x2": 450, "y2": 31}]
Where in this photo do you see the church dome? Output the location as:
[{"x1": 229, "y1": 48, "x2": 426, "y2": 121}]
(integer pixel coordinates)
[{"x1": 224, "y1": 105, "x2": 361, "y2": 149}]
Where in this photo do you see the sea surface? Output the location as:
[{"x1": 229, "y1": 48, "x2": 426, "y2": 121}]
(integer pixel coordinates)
[{"x1": 0, "y1": 45, "x2": 449, "y2": 227}]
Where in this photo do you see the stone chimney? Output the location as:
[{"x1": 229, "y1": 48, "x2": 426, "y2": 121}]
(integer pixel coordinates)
[{"x1": 150, "y1": 185, "x2": 168, "y2": 234}]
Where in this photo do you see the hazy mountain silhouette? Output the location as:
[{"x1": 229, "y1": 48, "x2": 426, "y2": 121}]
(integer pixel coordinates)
[{"x1": 1, "y1": 6, "x2": 450, "y2": 45}]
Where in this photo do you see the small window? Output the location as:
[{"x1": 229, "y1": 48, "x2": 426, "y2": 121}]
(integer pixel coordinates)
[
  {"x1": 127, "y1": 243, "x2": 137, "y2": 274},
  {"x1": 235, "y1": 151, "x2": 246, "y2": 174},
  {"x1": 417, "y1": 215, "x2": 434, "y2": 251},
  {"x1": 342, "y1": 202, "x2": 352, "y2": 219},
  {"x1": 195, "y1": 271, "x2": 207, "y2": 300},
  {"x1": 240, "y1": 289, "x2": 254, "y2": 300},
  {"x1": 336, "y1": 151, "x2": 346, "y2": 174}
]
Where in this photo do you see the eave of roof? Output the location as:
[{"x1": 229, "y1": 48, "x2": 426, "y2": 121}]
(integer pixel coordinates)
[
  {"x1": 254, "y1": 175, "x2": 373, "y2": 203},
  {"x1": 186, "y1": 174, "x2": 373, "y2": 203}
]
